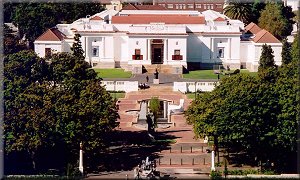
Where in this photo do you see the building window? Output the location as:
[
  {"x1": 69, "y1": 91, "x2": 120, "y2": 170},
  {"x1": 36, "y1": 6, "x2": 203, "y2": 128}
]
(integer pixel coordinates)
[
  {"x1": 196, "y1": 4, "x2": 201, "y2": 8},
  {"x1": 132, "y1": 49, "x2": 143, "y2": 60},
  {"x1": 174, "y1": 50, "x2": 180, "y2": 55},
  {"x1": 203, "y1": 4, "x2": 206, "y2": 9},
  {"x1": 188, "y1": 4, "x2": 193, "y2": 9},
  {"x1": 113, "y1": 6, "x2": 117, "y2": 10},
  {"x1": 218, "y1": 47, "x2": 224, "y2": 58},
  {"x1": 167, "y1": 4, "x2": 173, "y2": 8},
  {"x1": 216, "y1": 4, "x2": 222, "y2": 8},
  {"x1": 182, "y1": 4, "x2": 186, "y2": 9},
  {"x1": 210, "y1": 4, "x2": 214, "y2": 9},
  {"x1": 172, "y1": 50, "x2": 182, "y2": 60},
  {"x1": 92, "y1": 46, "x2": 99, "y2": 57},
  {"x1": 45, "y1": 48, "x2": 51, "y2": 58}
]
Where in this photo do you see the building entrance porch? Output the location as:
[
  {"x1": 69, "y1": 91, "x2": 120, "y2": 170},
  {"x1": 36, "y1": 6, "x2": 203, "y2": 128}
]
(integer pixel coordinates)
[{"x1": 151, "y1": 39, "x2": 164, "y2": 64}]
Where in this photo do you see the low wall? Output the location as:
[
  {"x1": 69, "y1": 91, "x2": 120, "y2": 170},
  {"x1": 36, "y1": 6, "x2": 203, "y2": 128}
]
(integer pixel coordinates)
[
  {"x1": 101, "y1": 81, "x2": 139, "y2": 92},
  {"x1": 173, "y1": 81, "x2": 219, "y2": 93},
  {"x1": 227, "y1": 174, "x2": 300, "y2": 179}
]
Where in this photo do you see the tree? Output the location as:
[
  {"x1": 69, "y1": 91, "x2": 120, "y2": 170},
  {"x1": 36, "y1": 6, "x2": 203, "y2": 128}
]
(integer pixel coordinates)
[
  {"x1": 13, "y1": 3, "x2": 58, "y2": 47},
  {"x1": 259, "y1": 44, "x2": 275, "y2": 69},
  {"x1": 185, "y1": 67, "x2": 298, "y2": 172},
  {"x1": 149, "y1": 97, "x2": 161, "y2": 125},
  {"x1": 4, "y1": 50, "x2": 118, "y2": 173},
  {"x1": 224, "y1": 2, "x2": 252, "y2": 24},
  {"x1": 258, "y1": 44, "x2": 278, "y2": 81},
  {"x1": 4, "y1": 24, "x2": 27, "y2": 55},
  {"x1": 250, "y1": 0, "x2": 266, "y2": 24},
  {"x1": 4, "y1": 50, "x2": 55, "y2": 171},
  {"x1": 11, "y1": 2, "x2": 105, "y2": 47},
  {"x1": 258, "y1": 3, "x2": 294, "y2": 40},
  {"x1": 281, "y1": 38, "x2": 292, "y2": 65},
  {"x1": 71, "y1": 34, "x2": 85, "y2": 60},
  {"x1": 291, "y1": 34, "x2": 299, "y2": 63}
]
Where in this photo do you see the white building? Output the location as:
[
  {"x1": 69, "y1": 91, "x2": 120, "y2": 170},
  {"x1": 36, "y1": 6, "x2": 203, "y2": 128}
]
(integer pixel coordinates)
[{"x1": 34, "y1": 7, "x2": 282, "y2": 73}]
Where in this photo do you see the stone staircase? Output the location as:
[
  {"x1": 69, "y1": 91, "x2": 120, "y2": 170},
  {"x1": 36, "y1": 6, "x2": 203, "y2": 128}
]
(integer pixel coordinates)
[
  {"x1": 143, "y1": 64, "x2": 175, "y2": 74},
  {"x1": 116, "y1": 85, "x2": 212, "y2": 174},
  {"x1": 156, "y1": 142, "x2": 211, "y2": 174}
]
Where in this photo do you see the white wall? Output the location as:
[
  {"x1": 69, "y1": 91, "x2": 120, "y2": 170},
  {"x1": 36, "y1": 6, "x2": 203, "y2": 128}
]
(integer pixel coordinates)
[
  {"x1": 101, "y1": 81, "x2": 139, "y2": 92},
  {"x1": 173, "y1": 81, "x2": 217, "y2": 93},
  {"x1": 187, "y1": 34, "x2": 202, "y2": 62},
  {"x1": 34, "y1": 42, "x2": 62, "y2": 57},
  {"x1": 199, "y1": 36, "x2": 212, "y2": 63},
  {"x1": 166, "y1": 37, "x2": 187, "y2": 65},
  {"x1": 129, "y1": 37, "x2": 148, "y2": 60}
]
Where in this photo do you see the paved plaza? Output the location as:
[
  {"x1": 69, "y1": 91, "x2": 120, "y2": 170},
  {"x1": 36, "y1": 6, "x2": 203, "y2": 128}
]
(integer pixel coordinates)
[{"x1": 88, "y1": 73, "x2": 212, "y2": 179}]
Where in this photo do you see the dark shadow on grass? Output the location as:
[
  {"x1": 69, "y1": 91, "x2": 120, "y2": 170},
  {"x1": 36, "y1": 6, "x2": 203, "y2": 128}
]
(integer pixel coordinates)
[{"x1": 86, "y1": 130, "x2": 177, "y2": 173}]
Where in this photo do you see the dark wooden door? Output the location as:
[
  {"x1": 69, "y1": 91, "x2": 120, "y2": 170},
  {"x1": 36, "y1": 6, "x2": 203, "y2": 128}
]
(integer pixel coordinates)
[{"x1": 151, "y1": 44, "x2": 163, "y2": 64}]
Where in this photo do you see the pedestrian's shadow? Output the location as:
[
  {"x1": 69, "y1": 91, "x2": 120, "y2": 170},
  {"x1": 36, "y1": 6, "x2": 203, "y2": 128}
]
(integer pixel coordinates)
[{"x1": 86, "y1": 130, "x2": 176, "y2": 173}]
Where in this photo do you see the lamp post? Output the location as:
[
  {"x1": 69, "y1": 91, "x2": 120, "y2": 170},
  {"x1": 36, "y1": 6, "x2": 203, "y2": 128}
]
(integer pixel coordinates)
[
  {"x1": 211, "y1": 150, "x2": 216, "y2": 171},
  {"x1": 79, "y1": 142, "x2": 84, "y2": 175}
]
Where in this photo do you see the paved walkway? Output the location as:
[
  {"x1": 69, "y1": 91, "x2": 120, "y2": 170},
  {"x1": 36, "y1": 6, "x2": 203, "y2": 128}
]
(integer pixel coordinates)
[
  {"x1": 103, "y1": 72, "x2": 218, "y2": 86},
  {"x1": 115, "y1": 85, "x2": 212, "y2": 175},
  {"x1": 90, "y1": 74, "x2": 212, "y2": 178}
]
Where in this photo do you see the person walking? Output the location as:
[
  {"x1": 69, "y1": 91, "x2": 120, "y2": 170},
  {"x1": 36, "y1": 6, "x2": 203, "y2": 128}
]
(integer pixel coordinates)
[{"x1": 146, "y1": 75, "x2": 149, "y2": 83}]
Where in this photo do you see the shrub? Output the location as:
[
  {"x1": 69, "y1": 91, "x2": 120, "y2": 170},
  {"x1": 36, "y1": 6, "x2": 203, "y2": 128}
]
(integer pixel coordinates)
[
  {"x1": 210, "y1": 171, "x2": 222, "y2": 179},
  {"x1": 233, "y1": 69, "x2": 240, "y2": 74}
]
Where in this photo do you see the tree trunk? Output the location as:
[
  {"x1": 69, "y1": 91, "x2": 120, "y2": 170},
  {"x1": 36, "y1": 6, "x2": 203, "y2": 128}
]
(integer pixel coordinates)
[
  {"x1": 214, "y1": 135, "x2": 220, "y2": 163},
  {"x1": 29, "y1": 150, "x2": 36, "y2": 171}
]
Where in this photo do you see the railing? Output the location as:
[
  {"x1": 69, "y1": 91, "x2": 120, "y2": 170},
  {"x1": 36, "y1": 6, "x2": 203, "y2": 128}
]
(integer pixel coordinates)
[
  {"x1": 101, "y1": 81, "x2": 138, "y2": 92},
  {"x1": 173, "y1": 81, "x2": 219, "y2": 93}
]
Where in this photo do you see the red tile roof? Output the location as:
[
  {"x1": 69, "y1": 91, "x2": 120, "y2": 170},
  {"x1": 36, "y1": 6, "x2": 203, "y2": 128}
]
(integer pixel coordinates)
[
  {"x1": 112, "y1": 15, "x2": 205, "y2": 24},
  {"x1": 36, "y1": 28, "x2": 65, "y2": 41},
  {"x1": 99, "y1": 0, "x2": 112, "y2": 4},
  {"x1": 214, "y1": 17, "x2": 225, "y2": 21},
  {"x1": 90, "y1": 16, "x2": 103, "y2": 20},
  {"x1": 245, "y1": 22, "x2": 262, "y2": 34},
  {"x1": 252, "y1": 29, "x2": 280, "y2": 43},
  {"x1": 122, "y1": 4, "x2": 167, "y2": 10}
]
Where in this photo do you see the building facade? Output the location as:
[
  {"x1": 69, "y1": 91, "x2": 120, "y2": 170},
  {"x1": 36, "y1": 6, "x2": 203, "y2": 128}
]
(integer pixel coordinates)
[
  {"x1": 34, "y1": 7, "x2": 282, "y2": 73},
  {"x1": 153, "y1": 0, "x2": 224, "y2": 13}
]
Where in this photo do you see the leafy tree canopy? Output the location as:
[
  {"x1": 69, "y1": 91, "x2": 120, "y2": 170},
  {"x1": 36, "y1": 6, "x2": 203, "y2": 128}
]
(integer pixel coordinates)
[
  {"x1": 224, "y1": 2, "x2": 252, "y2": 24},
  {"x1": 258, "y1": 3, "x2": 295, "y2": 40},
  {"x1": 281, "y1": 38, "x2": 292, "y2": 65},
  {"x1": 185, "y1": 62, "x2": 298, "y2": 172},
  {"x1": 9, "y1": 2, "x2": 105, "y2": 46},
  {"x1": 4, "y1": 50, "x2": 118, "y2": 173}
]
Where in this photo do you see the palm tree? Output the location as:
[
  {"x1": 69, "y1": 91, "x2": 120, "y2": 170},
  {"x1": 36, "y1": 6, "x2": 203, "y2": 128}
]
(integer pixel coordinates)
[{"x1": 223, "y1": 2, "x2": 252, "y2": 24}]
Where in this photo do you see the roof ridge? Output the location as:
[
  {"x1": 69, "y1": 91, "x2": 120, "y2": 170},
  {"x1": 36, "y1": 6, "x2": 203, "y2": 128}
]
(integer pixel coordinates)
[
  {"x1": 51, "y1": 28, "x2": 66, "y2": 40},
  {"x1": 254, "y1": 29, "x2": 267, "y2": 43}
]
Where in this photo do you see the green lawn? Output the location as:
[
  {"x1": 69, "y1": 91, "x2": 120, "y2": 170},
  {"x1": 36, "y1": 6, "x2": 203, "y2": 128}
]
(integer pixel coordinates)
[
  {"x1": 109, "y1": 92, "x2": 125, "y2": 99},
  {"x1": 183, "y1": 70, "x2": 222, "y2": 79},
  {"x1": 186, "y1": 93, "x2": 197, "y2": 99},
  {"x1": 94, "y1": 68, "x2": 132, "y2": 78},
  {"x1": 183, "y1": 69, "x2": 257, "y2": 80}
]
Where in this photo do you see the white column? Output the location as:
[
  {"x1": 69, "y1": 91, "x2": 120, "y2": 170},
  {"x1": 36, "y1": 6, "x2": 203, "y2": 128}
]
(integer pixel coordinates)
[
  {"x1": 228, "y1": 38, "x2": 231, "y2": 60},
  {"x1": 163, "y1": 39, "x2": 167, "y2": 64},
  {"x1": 163, "y1": 101, "x2": 167, "y2": 118},
  {"x1": 210, "y1": 38, "x2": 214, "y2": 60},
  {"x1": 82, "y1": 36, "x2": 86, "y2": 57},
  {"x1": 79, "y1": 142, "x2": 84, "y2": 174},
  {"x1": 148, "y1": 39, "x2": 151, "y2": 61},
  {"x1": 86, "y1": 37, "x2": 89, "y2": 60},
  {"x1": 211, "y1": 150, "x2": 215, "y2": 171},
  {"x1": 146, "y1": 39, "x2": 148, "y2": 61},
  {"x1": 103, "y1": 37, "x2": 105, "y2": 58},
  {"x1": 167, "y1": 102, "x2": 171, "y2": 123}
]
